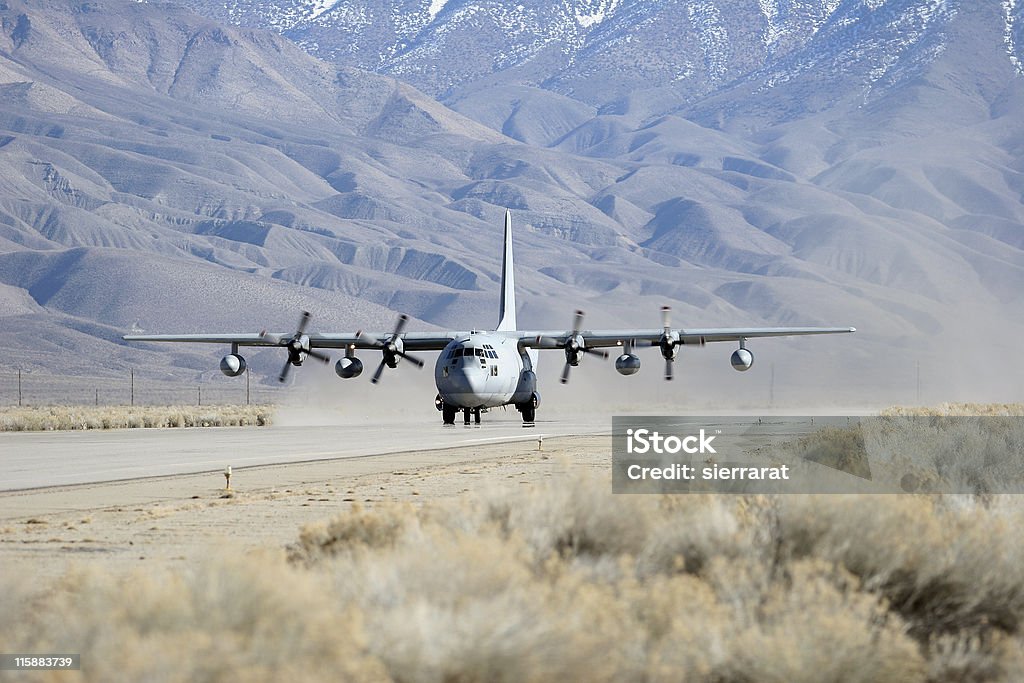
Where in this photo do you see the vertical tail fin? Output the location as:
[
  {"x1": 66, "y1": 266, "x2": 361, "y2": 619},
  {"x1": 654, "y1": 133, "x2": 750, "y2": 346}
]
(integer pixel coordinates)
[{"x1": 496, "y1": 209, "x2": 517, "y2": 331}]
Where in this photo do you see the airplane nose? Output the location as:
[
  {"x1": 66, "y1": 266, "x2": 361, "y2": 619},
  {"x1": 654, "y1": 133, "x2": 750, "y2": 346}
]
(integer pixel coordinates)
[{"x1": 447, "y1": 366, "x2": 487, "y2": 394}]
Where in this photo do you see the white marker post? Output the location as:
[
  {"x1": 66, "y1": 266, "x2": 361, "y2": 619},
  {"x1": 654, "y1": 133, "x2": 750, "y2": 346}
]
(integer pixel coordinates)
[{"x1": 224, "y1": 466, "x2": 232, "y2": 491}]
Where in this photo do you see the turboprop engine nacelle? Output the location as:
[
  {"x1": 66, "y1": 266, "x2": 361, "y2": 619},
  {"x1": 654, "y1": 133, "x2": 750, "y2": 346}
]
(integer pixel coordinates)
[
  {"x1": 220, "y1": 354, "x2": 247, "y2": 377},
  {"x1": 615, "y1": 353, "x2": 641, "y2": 376},
  {"x1": 730, "y1": 348, "x2": 754, "y2": 372},
  {"x1": 335, "y1": 357, "x2": 363, "y2": 379}
]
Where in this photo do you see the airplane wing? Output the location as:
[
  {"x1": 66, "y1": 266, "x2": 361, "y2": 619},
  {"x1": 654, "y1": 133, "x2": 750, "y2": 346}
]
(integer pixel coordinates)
[
  {"x1": 123, "y1": 303, "x2": 855, "y2": 386},
  {"x1": 123, "y1": 326, "x2": 855, "y2": 354},
  {"x1": 515, "y1": 307, "x2": 854, "y2": 349},
  {"x1": 124, "y1": 333, "x2": 280, "y2": 347},
  {"x1": 123, "y1": 312, "x2": 462, "y2": 384},
  {"x1": 511, "y1": 308, "x2": 854, "y2": 382},
  {"x1": 517, "y1": 326, "x2": 856, "y2": 348},
  {"x1": 122, "y1": 331, "x2": 460, "y2": 352}
]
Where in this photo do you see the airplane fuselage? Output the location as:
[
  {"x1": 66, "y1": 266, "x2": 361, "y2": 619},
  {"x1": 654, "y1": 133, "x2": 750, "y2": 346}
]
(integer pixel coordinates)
[{"x1": 434, "y1": 332, "x2": 539, "y2": 412}]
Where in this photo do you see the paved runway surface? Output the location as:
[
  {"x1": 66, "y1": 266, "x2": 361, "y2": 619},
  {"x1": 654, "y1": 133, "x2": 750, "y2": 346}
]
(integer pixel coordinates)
[
  {"x1": 0, "y1": 413, "x2": 854, "y2": 492},
  {"x1": 0, "y1": 415, "x2": 610, "y2": 491}
]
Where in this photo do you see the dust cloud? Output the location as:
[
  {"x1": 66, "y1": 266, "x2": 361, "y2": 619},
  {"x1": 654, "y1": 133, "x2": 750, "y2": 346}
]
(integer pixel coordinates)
[{"x1": 271, "y1": 351, "x2": 443, "y2": 427}]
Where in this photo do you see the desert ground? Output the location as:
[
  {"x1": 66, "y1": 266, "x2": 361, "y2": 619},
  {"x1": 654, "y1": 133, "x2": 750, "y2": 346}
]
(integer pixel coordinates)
[
  {"x1": 2, "y1": 408, "x2": 1023, "y2": 682},
  {"x1": 0, "y1": 432, "x2": 600, "y2": 578}
]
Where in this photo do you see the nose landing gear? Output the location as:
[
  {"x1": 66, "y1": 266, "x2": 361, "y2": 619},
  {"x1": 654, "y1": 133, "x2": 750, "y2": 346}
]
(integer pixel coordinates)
[{"x1": 437, "y1": 396, "x2": 481, "y2": 425}]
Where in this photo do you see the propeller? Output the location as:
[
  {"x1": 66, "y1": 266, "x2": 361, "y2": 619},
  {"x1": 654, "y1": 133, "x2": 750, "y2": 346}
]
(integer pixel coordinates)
[
  {"x1": 362, "y1": 314, "x2": 425, "y2": 385},
  {"x1": 536, "y1": 310, "x2": 608, "y2": 385},
  {"x1": 657, "y1": 305, "x2": 679, "y2": 381},
  {"x1": 264, "y1": 311, "x2": 331, "y2": 383}
]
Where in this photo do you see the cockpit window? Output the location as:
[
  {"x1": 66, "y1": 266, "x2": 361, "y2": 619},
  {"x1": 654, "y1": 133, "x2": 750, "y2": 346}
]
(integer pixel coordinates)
[{"x1": 475, "y1": 348, "x2": 484, "y2": 357}]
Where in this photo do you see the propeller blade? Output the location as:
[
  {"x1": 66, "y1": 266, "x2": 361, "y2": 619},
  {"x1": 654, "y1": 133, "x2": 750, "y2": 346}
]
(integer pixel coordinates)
[
  {"x1": 582, "y1": 347, "x2": 608, "y2": 360},
  {"x1": 661, "y1": 305, "x2": 671, "y2": 332},
  {"x1": 370, "y1": 359, "x2": 387, "y2": 385},
  {"x1": 393, "y1": 313, "x2": 409, "y2": 338},
  {"x1": 260, "y1": 330, "x2": 283, "y2": 345},
  {"x1": 572, "y1": 310, "x2": 585, "y2": 336},
  {"x1": 533, "y1": 335, "x2": 560, "y2": 349},
  {"x1": 664, "y1": 357, "x2": 673, "y2": 381},
  {"x1": 560, "y1": 362, "x2": 572, "y2": 385},
  {"x1": 278, "y1": 360, "x2": 292, "y2": 383},
  {"x1": 296, "y1": 310, "x2": 312, "y2": 336},
  {"x1": 308, "y1": 349, "x2": 331, "y2": 364},
  {"x1": 396, "y1": 351, "x2": 425, "y2": 368}
]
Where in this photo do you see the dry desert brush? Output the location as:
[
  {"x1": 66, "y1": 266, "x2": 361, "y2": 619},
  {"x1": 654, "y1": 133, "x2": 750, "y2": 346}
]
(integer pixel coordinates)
[
  {"x1": 7, "y1": 472, "x2": 1024, "y2": 682},
  {"x1": 0, "y1": 405, "x2": 271, "y2": 431}
]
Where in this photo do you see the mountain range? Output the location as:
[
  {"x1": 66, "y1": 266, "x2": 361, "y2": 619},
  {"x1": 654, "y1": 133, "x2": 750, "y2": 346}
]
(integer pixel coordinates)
[{"x1": 0, "y1": 0, "x2": 1022, "y2": 408}]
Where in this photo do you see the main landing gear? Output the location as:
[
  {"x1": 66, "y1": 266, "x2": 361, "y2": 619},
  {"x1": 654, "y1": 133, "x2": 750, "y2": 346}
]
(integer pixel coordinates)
[
  {"x1": 516, "y1": 392, "x2": 539, "y2": 426},
  {"x1": 437, "y1": 396, "x2": 481, "y2": 425},
  {"x1": 437, "y1": 394, "x2": 535, "y2": 426}
]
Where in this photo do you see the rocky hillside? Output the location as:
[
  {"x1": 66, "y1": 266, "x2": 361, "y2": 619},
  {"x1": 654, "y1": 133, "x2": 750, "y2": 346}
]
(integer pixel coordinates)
[{"x1": 0, "y1": 0, "x2": 1021, "y2": 407}]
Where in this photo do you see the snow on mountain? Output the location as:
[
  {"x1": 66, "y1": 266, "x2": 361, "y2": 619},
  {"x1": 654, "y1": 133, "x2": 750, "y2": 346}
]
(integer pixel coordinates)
[
  {"x1": 176, "y1": 0, "x2": 998, "y2": 113},
  {"x1": 1004, "y1": 0, "x2": 1024, "y2": 75},
  {"x1": 2, "y1": 0, "x2": 1024, "y2": 404},
  {"x1": 762, "y1": 0, "x2": 957, "y2": 97}
]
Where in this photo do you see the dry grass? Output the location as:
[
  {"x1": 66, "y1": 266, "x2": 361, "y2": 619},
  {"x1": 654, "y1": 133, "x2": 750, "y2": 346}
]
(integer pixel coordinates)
[
  {"x1": 0, "y1": 552, "x2": 387, "y2": 683},
  {"x1": 7, "y1": 467, "x2": 1024, "y2": 682},
  {"x1": 5, "y1": 406, "x2": 1023, "y2": 680},
  {"x1": 0, "y1": 405, "x2": 272, "y2": 431},
  {"x1": 883, "y1": 403, "x2": 1024, "y2": 416},
  {"x1": 288, "y1": 478, "x2": 1024, "y2": 682},
  {"x1": 769, "y1": 411, "x2": 1024, "y2": 495}
]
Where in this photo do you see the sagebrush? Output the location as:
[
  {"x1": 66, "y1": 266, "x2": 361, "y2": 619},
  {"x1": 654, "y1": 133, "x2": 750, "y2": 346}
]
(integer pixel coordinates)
[
  {"x1": 0, "y1": 405, "x2": 271, "y2": 431},
  {"x1": 6, "y1": 469, "x2": 1024, "y2": 682}
]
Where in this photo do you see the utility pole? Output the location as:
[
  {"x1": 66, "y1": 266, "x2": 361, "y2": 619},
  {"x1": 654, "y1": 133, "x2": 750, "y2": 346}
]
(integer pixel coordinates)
[
  {"x1": 130, "y1": 368, "x2": 134, "y2": 406},
  {"x1": 198, "y1": 385, "x2": 202, "y2": 407},
  {"x1": 95, "y1": 388, "x2": 98, "y2": 406},
  {"x1": 17, "y1": 368, "x2": 22, "y2": 407}
]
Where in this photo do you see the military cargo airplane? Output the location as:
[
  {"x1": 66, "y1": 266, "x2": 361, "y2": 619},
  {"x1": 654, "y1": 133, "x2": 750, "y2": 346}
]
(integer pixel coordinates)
[{"x1": 124, "y1": 210, "x2": 855, "y2": 425}]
